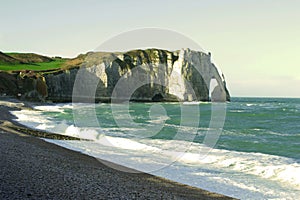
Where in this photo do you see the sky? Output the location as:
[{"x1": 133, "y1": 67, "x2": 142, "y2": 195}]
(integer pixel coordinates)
[{"x1": 1, "y1": 0, "x2": 300, "y2": 97}]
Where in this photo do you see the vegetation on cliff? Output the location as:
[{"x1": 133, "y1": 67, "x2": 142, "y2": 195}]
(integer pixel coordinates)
[{"x1": 0, "y1": 51, "x2": 66, "y2": 71}]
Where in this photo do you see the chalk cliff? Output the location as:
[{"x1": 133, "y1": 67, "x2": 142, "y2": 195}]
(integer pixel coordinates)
[{"x1": 0, "y1": 48, "x2": 230, "y2": 102}]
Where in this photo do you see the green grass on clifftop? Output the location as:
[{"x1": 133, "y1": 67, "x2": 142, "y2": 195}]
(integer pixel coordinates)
[{"x1": 0, "y1": 59, "x2": 66, "y2": 71}]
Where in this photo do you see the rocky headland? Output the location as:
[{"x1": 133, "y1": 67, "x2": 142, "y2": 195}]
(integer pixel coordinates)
[{"x1": 0, "y1": 48, "x2": 230, "y2": 102}]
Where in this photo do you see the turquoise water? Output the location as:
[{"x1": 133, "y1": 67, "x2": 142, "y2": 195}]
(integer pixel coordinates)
[
  {"x1": 11, "y1": 97, "x2": 300, "y2": 199},
  {"x1": 221, "y1": 98, "x2": 300, "y2": 159},
  {"x1": 43, "y1": 97, "x2": 300, "y2": 160}
]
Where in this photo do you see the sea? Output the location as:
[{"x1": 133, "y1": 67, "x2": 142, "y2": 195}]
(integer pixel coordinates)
[{"x1": 11, "y1": 97, "x2": 300, "y2": 199}]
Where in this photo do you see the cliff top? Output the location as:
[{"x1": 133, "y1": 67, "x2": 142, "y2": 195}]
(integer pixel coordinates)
[
  {"x1": 7, "y1": 53, "x2": 54, "y2": 63},
  {"x1": 0, "y1": 51, "x2": 66, "y2": 72},
  {"x1": 0, "y1": 48, "x2": 209, "y2": 72},
  {"x1": 0, "y1": 51, "x2": 22, "y2": 65}
]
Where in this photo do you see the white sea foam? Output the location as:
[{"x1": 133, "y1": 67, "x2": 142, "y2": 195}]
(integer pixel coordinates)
[
  {"x1": 25, "y1": 114, "x2": 300, "y2": 190},
  {"x1": 183, "y1": 101, "x2": 201, "y2": 105},
  {"x1": 34, "y1": 104, "x2": 73, "y2": 112},
  {"x1": 229, "y1": 110, "x2": 245, "y2": 113},
  {"x1": 146, "y1": 115, "x2": 170, "y2": 124},
  {"x1": 11, "y1": 110, "x2": 46, "y2": 123},
  {"x1": 44, "y1": 138, "x2": 300, "y2": 200}
]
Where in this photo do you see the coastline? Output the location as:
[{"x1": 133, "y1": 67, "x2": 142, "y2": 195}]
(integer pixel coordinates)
[{"x1": 0, "y1": 97, "x2": 235, "y2": 199}]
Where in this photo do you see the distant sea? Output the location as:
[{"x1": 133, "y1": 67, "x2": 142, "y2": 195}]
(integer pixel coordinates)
[{"x1": 12, "y1": 97, "x2": 300, "y2": 199}]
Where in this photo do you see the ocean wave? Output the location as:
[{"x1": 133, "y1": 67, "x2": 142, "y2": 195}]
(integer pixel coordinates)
[
  {"x1": 34, "y1": 103, "x2": 73, "y2": 112},
  {"x1": 11, "y1": 105, "x2": 300, "y2": 188},
  {"x1": 10, "y1": 101, "x2": 300, "y2": 199},
  {"x1": 229, "y1": 110, "x2": 245, "y2": 113},
  {"x1": 39, "y1": 122, "x2": 300, "y2": 189},
  {"x1": 43, "y1": 137, "x2": 300, "y2": 199}
]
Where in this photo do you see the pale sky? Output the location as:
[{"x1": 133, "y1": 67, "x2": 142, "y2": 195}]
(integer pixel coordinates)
[{"x1": 1, "y1": 0, "x2": 299, "y2": 97}]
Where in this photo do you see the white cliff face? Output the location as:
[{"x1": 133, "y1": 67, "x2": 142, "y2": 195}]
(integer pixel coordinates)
[
  {"x1": 180, "y1": 48, "x2": 228, "y2": 101},
  {"x1": 45, "y1": 49, "x2": 230, "y2": 102},
  {"x1": 169, "y1": 50, "x2": 186, "y2": 100},
  {"x1": 168, "y1": 48, "x2": 228, "y2": 101},
  {"x1": 86, "y1": 63, "x2": 107, "y2": 87}
]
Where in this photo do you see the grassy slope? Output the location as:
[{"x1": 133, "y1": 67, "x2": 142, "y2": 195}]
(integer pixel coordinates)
[
  {"x1": 0, "y1": 52, "x2": 22, "y2": 64},
  {"x1": 0, "y1": 59, "x2": 66, "y2": 71},
  {"x1": 6, "y1": 52, "x2": 54, "y2": 63},
  {"x1": 0, "y1": 51, "x2": 67, "y2": 71}
]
